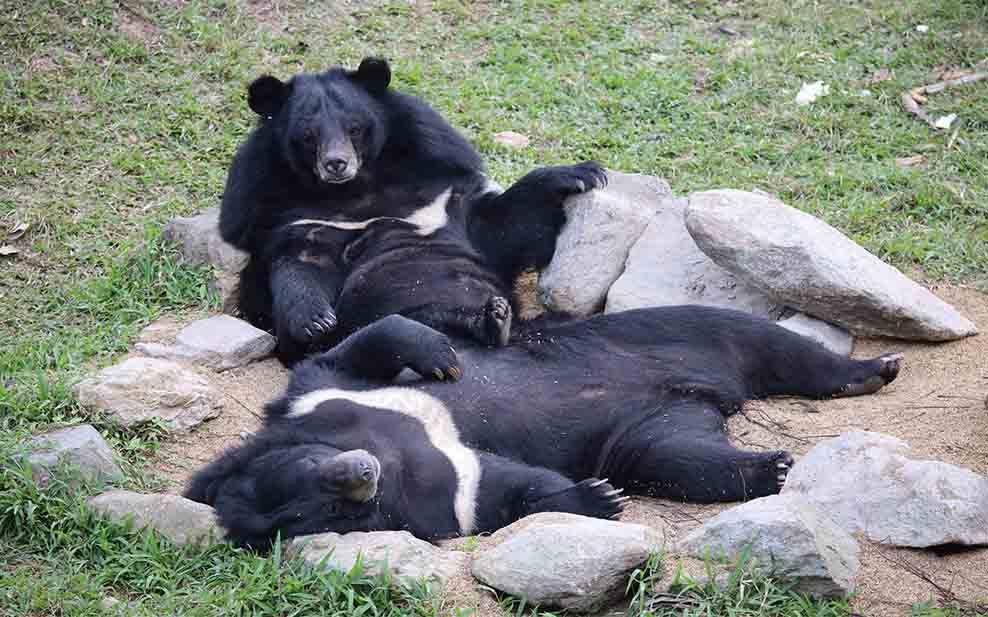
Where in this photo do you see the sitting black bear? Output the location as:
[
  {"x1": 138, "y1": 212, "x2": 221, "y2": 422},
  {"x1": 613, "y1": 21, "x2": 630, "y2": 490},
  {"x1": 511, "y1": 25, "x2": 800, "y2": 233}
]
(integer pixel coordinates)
[
  {"x1": 219, "y1": 56, "x2": 607, "y2": 362},
  {"x1": 185, "y1": 306, "x2": 902, "y2": 549}
]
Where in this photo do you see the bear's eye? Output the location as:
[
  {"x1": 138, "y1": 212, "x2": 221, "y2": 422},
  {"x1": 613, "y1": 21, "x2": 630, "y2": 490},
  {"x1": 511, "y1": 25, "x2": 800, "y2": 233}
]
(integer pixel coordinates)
[
  {"x1": 347, "y1": 123, "x2": 362, "y2": 137},
  {"x1": 302, "y1": 129, "x2": 316, "y2": 144}
]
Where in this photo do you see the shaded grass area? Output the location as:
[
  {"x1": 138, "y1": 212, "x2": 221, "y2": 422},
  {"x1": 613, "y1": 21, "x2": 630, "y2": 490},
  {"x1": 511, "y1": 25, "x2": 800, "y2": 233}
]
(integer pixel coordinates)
[{"x1": 0, "y1": 0, "x2": 986, "y2": 615}]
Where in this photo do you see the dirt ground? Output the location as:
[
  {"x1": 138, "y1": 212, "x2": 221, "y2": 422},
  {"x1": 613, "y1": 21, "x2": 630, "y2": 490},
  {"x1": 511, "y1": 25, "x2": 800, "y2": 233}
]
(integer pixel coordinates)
[{"x1": 148, "y1": 282, "x2": 988, "y2": 617}]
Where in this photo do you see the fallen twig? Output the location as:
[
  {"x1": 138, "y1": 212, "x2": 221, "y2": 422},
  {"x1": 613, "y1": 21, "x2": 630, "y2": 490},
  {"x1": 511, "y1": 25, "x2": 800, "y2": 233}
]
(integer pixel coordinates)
[
  {"x1": 901, "y1": 71, "x2": 987, "y2": 129},
  {"x1": 873, "y1": 545, "x2": 988, "y2": 614}
]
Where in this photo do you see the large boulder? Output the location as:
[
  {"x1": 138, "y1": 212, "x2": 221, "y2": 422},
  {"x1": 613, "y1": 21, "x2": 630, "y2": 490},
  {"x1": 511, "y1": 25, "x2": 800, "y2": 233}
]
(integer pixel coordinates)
[
  {"x1": 87, "y1": 491, "x2": 221, "y2": 547},
  {"x1": 538, "y1": 171, "x2": 669, "y2": 316},
  {"x1": 684, "y1": 190, "x2": 977, "y2": 341},
  {"x1": 782, "y1": 431, "x2": 988, "y2": 547},
  {"x1": 74, "y1": 358, "x2": 221, "y2": 432},
  {"x1": 471, "y1": 512, "x2": 667, "y2": 613},
  {"x1": 605, "y1": 197, "x2": 782, "y2": 317},
  {"x1": 24, "y1": 424, "x2": 124, "y2": 486},
  {"x1": 288, "y1": 531, "x2": 468, "y2": 584},
  {"x1": 136, "y1": 315, "x2": 275, "y2": 371},
  {"x1": 676, "y1": 494, "x2": 859, "y2": 598},
  {"x1": 163, "y1": 208, "x2": 248, "y2": 314},
  {"x1": 776, "y1": 312, "x2": 854, "y2": 356}
]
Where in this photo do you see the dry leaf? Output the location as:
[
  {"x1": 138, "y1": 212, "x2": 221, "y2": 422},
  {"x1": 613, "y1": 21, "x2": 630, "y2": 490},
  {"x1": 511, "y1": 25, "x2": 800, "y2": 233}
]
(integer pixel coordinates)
[
  {"x1": 938, "y1": 68, "x2": 973, "y2": 81},
  {"x1": 868, "y1": 68, "x2": 892, "y2": 83},
  {"x1": 493, "y1": 131, "x2": 530, "y2": 149},
  {"x1": 8, "y1": 222, "x2": 29, "y2": 240},
  {"x1": 795, "y1": 81, "x2": 829, "y2": 106},
  {"x1": 895, "y1": 155, "x2": 927, "y2": 168},
  {"x1": 934, "y1": 113, "x2": 957, "y2": 129},
  {"x1": 0, "y1": 245, "x2": 19, "y2": 256}
]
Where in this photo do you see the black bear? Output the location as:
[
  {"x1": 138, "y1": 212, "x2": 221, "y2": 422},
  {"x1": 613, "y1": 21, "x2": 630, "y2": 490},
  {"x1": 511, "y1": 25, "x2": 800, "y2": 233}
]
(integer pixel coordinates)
[
  {"x1": 219, "y1": 56, "x2": 607, "y2": 362},
  {"x1": 185, "y1": 307, "x2": 902, "y2": 550}
]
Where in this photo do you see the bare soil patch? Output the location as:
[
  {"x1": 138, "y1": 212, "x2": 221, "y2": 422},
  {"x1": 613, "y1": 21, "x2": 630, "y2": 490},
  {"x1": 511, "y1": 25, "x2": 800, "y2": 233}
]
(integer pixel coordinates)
[{"x1": 148, "y1": 284, "x2": 988, "y2": 616}]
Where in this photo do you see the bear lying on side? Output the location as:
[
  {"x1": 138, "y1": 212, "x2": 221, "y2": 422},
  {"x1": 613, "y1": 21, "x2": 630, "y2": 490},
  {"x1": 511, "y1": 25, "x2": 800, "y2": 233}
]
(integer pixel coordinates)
[
  {"x1": 219, "y1": 56, "x2": 607, "y2": 363},
  {"x1": 185, "y1": 306, "x2": 902, "y2": 550}
]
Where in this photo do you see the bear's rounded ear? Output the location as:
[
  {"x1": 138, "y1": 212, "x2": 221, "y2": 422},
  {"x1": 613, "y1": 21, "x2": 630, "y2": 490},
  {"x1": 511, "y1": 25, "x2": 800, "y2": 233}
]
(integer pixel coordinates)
[
  {"x1": 352, "y1": 57, "x2": 391, "y2": 95},
  {"x1": 247, "y1": 75, "x2": 289, "y2": 117}
]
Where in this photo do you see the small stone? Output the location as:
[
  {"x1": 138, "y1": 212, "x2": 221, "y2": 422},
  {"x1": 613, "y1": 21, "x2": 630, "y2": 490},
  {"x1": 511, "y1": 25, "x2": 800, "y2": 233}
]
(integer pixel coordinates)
[
  {"x1": 539, "y1": 171, "x2": 670, "y2": 316},
  {"x1": 87, "y1": 491, "x2": 221, "y2": 547},
  {"x1": 676, "y1": 494, "x2": 859, "y2": 598},
  {"x1": 136, "y1": 315, "x2": 275, "y2": 371},
  {"x1": 781, "y1": 431, "x2": 988, "y2": 547},
  {"x1": 25, "y1": 425, "x2": 124, "y2": 487},
  {"x1": 74, "y1": 358, "x2": 221, "y2": 432},
  {"x1": 605, "y1": 197, "x2": 782, "y2": 317},
  {"x1": 163, "y1": 208, "x2": 248, "y2": 315},
  {"x1": 684, "y1": 189, "x2": 977, "y2": 340},
  {"x1": 288, "y1": 531, "x2": 468, "y2": 584},
  {"x1": 777, "y1": 312, "x2": 854, "y2": 356},
  {"x1": 471, "y1": 512, "x2": 667, "y2": 613}
]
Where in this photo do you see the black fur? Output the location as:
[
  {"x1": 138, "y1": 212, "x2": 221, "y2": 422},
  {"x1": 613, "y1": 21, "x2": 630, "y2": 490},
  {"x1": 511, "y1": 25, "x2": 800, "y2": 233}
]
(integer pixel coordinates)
[
  {"x1": 219, "y1": 57, "x2": 606, "y2": 363},
  {"x1": 186, "y1": 307, "x2": 902, "y2": 549}
]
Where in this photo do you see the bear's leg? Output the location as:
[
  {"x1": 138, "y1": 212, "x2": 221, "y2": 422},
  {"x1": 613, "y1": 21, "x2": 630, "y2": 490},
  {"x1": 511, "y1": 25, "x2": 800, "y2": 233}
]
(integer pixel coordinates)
[
  {"x1": 472, "y1": 453, "x2": 627, "y2": 534},
  {"x1": 307, "y1": 314, "x2": 461, "y2": 381},
  {"x1": 601, "y1": 401, "x2": 793, "y2": 503},
  {"x1": 467, "y1": 161, "x2": 608, "y2": 279},
  {"x1": 269, "y1": 257, "x2": 341, "y2": 362},
  {"x1": 402, "y1": 296, "x2": 512, "y2": 347},
  {"x1": 741, "y1": 324, "x2": 903, "y2": 399}
]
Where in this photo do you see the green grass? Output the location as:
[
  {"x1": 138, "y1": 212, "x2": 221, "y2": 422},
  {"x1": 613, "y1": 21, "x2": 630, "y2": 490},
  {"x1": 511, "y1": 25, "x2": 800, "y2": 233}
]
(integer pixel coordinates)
[{"x1": 1, "y1": 0, "x2": 986, "y2": 614}]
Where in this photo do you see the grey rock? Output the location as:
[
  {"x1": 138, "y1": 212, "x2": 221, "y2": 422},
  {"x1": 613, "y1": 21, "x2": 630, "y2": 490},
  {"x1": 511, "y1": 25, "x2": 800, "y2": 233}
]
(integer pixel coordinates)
[
  {"x1": 74, "y1": 357, "x2": 221, "y2": 432},
  {"x1": 25, "y1": 424, "x2": 124, "y2": 486},
  {"x1": 163, "y1": 208, "x2": 248, "y2": 314},
  {"x1": 289, "y1": 531, "x2": 468, "y2": 584},
  {"x1": 136, "y1": 315, "x2": 275, "y2": 371},
  {"x1": 605, "y1": 197, "x2": 782, "y2": 317},
  {"x1": 677, "y1": 494, "x2": 859, "y2": 598},
  {"x1": 781, "y1": 431, "x2": 988, "y2": 547},
  {"x1": 777, "y1": 312, "x2": 854, "y2": 356},
  {"x1": 471, "y1": 512, "x2": 667, "y2": 612},
  {"x1": 87, "y1": 490, "x2": 221, "y2": 547},
  {"x1": 538, "y1": 171, "x2": 669, "y2": 316},
  {"x1": 684, "y1": 190, "x2": 977, "y2": 340}
]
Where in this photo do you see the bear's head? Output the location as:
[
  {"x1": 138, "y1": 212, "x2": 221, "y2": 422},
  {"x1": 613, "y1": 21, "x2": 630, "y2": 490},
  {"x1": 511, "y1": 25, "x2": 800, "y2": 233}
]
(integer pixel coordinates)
[
  {"x1": 300, "y1": 447, "x2": 384, "y2": 532},
  {"x1": 247, "y1": 57, "x2": 392, "y2": 185}
]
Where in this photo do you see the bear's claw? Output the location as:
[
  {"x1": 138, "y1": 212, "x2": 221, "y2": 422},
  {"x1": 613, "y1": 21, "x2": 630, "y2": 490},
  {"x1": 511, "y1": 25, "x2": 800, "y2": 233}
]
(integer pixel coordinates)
[
  {"x1": 483, "y1": 296, "x2": 512, "y2": 347},
  {"x1": 835, "y1": 352, "x2": 903, "y2": 398}
]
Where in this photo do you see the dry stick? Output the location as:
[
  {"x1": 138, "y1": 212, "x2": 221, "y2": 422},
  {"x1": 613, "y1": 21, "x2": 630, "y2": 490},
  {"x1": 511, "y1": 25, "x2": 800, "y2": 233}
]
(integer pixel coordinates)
[
  {"x1": 872, "y1": 545, "x2": 988, "y2": 613},
  {"x1": 740, "y1": 410, "x2": 815, "y2": 444},
  {"x1": 901, "y1": 72, "x2": 988, "y2": 129},
  {"x1": 224, "y1": 391, "x2": 264, "y2": 421}
]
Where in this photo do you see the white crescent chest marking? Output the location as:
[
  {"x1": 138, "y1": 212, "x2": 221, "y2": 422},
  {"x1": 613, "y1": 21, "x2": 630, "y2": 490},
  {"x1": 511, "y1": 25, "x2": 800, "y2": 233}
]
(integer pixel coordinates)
[
  {"x1": 286, "y1": 386, "x2": 480, "y2": 535},
  {"x1": 290, "y1": 187, "x2": 452, "y2": 237}
]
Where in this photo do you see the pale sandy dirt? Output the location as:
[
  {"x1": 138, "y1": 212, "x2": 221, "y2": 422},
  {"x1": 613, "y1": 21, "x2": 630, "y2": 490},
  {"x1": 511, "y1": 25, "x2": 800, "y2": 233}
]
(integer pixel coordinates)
[{"x1": 146, "y1": 282, "x2": 988, "y2": 617}]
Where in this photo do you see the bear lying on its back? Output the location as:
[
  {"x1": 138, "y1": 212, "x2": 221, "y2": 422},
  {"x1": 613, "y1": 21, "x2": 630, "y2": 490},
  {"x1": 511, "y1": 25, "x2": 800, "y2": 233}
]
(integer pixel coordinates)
[
  {"x1": 186, "y1": 306, "x2": 902, "y2": 550},
  {"x1": 219, "y1": 57, "x2": 607, "y2": 363}
]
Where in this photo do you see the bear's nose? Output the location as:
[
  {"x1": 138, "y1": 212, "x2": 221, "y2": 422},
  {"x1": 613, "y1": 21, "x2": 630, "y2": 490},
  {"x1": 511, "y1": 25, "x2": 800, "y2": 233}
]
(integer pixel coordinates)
[{"x1": 324, "y1": 158, "x2": 348, "y2": 175}]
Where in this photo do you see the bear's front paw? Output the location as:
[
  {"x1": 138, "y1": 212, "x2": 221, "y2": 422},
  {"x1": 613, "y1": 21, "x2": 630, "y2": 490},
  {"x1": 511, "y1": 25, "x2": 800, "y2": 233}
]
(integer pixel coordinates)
[
  {"x1": 571, "y1": 477, "x2": 629, "y2": 521},
  {"x1": 552, "y1": 161, "x2": 608, "y2": 195},
  {"x1": 408, "y1": 330, "x2": 462, "y2": 381},
  {"x1": 280, "y1": 304, "x2": 338, "y2": 349}
]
